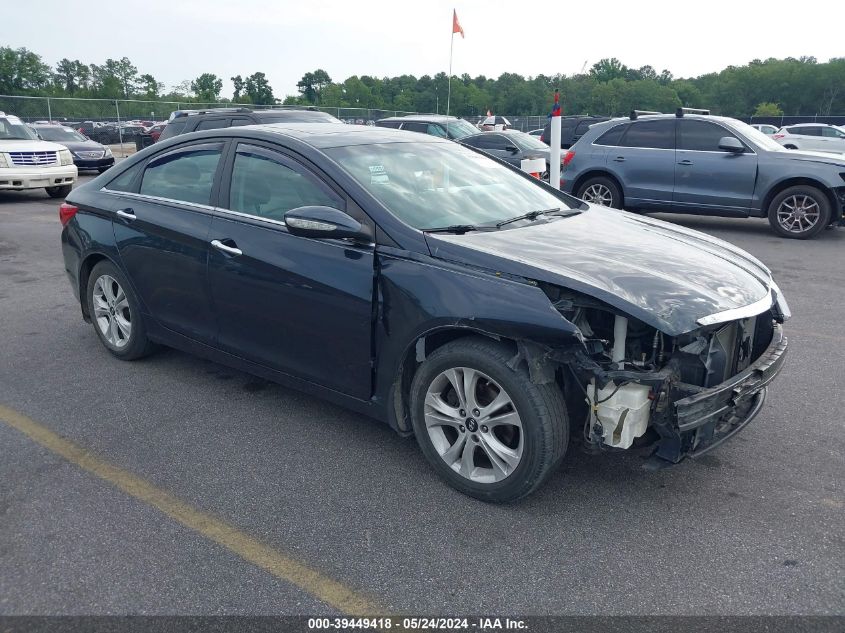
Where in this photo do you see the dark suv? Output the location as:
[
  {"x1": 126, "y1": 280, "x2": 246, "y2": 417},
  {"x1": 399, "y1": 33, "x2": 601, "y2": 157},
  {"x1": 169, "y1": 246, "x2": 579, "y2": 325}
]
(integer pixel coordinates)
[
  {"x1": 158, "y1": 107, "x2": 341, "y2": 142},
  {"x1": 375, "y1": 115, "x2": 478, "y2": 140},
  {"x1": 540, "y1": 115, "x2": 609, "y2": 148},
  {"x1": 562, "y1": 108, "x2": 845, "y2": 239}
]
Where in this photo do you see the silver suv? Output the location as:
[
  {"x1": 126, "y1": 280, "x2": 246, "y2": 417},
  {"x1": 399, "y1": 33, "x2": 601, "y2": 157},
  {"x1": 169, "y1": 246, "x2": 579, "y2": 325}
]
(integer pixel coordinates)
[{"x1": 561, "y1": 108, "x2": 845, "y2": 238}]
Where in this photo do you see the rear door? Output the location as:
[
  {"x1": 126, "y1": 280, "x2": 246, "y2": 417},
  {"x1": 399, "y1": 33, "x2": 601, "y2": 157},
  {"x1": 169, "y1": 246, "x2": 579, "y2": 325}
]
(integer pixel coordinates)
[
  {"x1": 609, "y1": 119, "x2": 676, "y2": 208},
  {"x1": 673, "y1": 119, "x2": 757, "y2": 213},
  {"x1": 109, "y1": 141, "x2": 225, "y2": 343},
  {"x1": 207, "y1": 142, "x2": 375, "y2": 399},
  {"x1": 790, "y1": 126, "x2": 823, "y2": 151}
]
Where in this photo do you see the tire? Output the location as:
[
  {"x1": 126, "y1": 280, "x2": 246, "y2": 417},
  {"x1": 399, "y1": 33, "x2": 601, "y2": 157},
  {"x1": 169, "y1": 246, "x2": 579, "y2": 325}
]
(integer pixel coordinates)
[
  {"x1": 783, "y1": 144, "x2": 798, "y2": 150},
  {"x1": 767, "y1": 185, "x2": 831, "y2": 239},
  {"x1": 98, "y1": 166, "x2": 111, "y2": 174},
  {"x1": 85, "y1": 260, "x2": 155, "y2": 360},
  {"x1": 410, "y1": 337, "x2": 568, "y2": 502},
  {"x1": 46, "y1": 184, "x2": 72, "y2": 198},
  {"x1": 576, "y1": 176, "x2": 623, "y2": 209}
]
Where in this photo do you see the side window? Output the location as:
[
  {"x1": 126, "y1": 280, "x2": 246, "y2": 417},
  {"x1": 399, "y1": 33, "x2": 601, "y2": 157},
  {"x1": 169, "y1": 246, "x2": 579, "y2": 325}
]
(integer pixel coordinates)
[
  {"x1": 821, "y1": 127, "x2": 845, "y2": 138},
  {"x1": 677, "y1": 120, "x2": 741, "y2": 152},
  {"x1": 594, "y1": 124, "x2": 627, "y2": 146},
  {"x1": 105, "y1": 161, "x2": 144, "y2": 192},
  {"x1": 231, "y1": 118, "x2": 253, "y2": 127},
  {"x1": 401, "y1": 122, "x2": 428, "y2": 134},
  {"x1": 574, "y1": 121, "x2": 592, "y2": 135},
  {"x1": 228, "y1": 146, "x2": 342, "y2": 222},
  {"x1": 139, "y1": 146, "x2": 222, "y2": 205},
  {"x1": 376, "y1": 120, "x2": 402, "y2": 129},
  {"x1": 426, "y1": 124, "x2": 448, "y2": 138},
  {"x1": 462, "y1": 136, "x2": 484, "y2": 148},
  {"x1": 195, "y1": 118, "x2": 229, "y2": 131},
  {"x1": 620, "y1": 120, "x2": 675, "y2": 149}
]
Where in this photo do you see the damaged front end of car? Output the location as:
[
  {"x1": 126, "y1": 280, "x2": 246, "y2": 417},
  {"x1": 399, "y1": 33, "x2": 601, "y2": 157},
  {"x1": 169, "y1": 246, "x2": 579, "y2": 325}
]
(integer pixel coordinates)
[{"x1": 532, "y1": 281, "x2": 790, "y2": 466}]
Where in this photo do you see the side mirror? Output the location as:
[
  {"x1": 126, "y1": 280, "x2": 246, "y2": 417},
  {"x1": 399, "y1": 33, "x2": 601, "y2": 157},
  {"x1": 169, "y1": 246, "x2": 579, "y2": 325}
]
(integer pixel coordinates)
[
  {"x1": 505, "y1": 145, "x2": 519, "y2": 154},
  {"x1": 718, "y1": 136, "x2": 745, "y2": 153},
  {"x1": 284, "y1": 205, "x2": 367, "y2": 241}
]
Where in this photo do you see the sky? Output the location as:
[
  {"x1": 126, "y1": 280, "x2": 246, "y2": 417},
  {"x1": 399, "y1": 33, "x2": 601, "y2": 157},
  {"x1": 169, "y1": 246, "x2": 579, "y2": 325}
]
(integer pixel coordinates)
[{"x1": 2, "y1": 0, "x2": 841, "y2": 100}]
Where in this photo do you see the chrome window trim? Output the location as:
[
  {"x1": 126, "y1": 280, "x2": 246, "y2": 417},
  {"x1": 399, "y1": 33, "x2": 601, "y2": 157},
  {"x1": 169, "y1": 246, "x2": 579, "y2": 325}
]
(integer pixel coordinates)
[
  {"x1": 696, "y1": 287, "x2": 775, "y2": 327},
  {"x1": 100, "y1": 188, "x2": 215, "y2": 212},
  {"x1": 213, "y1": 206, "x2": 288, "y2": 228}
]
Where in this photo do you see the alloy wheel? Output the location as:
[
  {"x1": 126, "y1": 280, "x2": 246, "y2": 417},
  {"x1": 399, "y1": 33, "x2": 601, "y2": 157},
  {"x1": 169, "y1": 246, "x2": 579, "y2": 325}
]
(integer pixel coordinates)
[
  {"x1": 582, "y1": 183, "x2": 613, "y2": 206},
  {"x1": 424, "y1": 367, "x2": 523, "y2": 484},
  {"x1": 92, "y1": 274, "x2": 132, "y2": 348},
  {"x1": 776, "y1": 194, "x2": 820, "y2": 234}
]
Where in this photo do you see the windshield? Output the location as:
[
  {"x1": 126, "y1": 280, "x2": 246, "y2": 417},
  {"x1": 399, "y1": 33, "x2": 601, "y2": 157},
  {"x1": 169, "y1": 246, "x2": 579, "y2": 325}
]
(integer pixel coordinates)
[
  {"x1": 0, "y1": 116, "x2": 38, "y2": 140},
  {"x1": 728, "y1": 120, "x2": 785, "y2": 151},
  {"x1": 34, "y1": 126, "x2": 87, "y2": 142},
  {"x1": 509, "y1": 131, "x2": 549, "y2": 151},
  {"x1": 445, "y1": 119, "x2": 478, "y2": 140},
  {"x1": 326, "y1": 141, "x2": 577, "y2": 230}
]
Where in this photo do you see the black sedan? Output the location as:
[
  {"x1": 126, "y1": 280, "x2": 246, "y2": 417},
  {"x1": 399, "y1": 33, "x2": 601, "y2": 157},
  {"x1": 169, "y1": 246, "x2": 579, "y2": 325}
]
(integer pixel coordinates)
[
  {"x1": 59, "y1": 123, "x2": 789, "y2": 502},
  {"x1": 32, "y1": 124, "x2": 115, "y2": 173},
  {"x1": 460, "y1": 130, "x2": 555, "y2": 181}
]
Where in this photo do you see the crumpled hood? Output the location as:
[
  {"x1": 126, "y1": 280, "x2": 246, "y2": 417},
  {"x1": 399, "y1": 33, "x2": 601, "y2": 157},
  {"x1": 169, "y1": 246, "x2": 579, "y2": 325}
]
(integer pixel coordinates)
[{"x1": 425, "y1": 206, "x2": 774, "y2": 335}]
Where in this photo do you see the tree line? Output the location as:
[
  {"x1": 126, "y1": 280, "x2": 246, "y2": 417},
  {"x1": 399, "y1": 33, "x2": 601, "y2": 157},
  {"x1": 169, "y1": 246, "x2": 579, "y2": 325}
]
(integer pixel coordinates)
[{"x1": 1, "y1": 46, "x2": 843, "y2": 119}]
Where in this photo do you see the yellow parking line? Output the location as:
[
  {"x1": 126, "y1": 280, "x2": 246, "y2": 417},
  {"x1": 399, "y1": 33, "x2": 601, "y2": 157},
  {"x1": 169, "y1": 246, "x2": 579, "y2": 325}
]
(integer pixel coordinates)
[{"x1": 0, "y1": 404, "x2": 380, "y2": 616}]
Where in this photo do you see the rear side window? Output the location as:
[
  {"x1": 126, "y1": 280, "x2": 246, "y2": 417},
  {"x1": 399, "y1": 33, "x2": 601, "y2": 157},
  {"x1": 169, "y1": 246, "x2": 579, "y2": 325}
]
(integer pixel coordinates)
[
  {"x1": 195, "y1": 118, "x2": 229, "y2": 131},
  {"x1": 105, "y1": 162, "x2": 143, "y2": 192},
  {"x1": 158, "y1": 118, "x2": 187, "y2": 140},
  {"x1": 677, "y1": 120, "x2": 741, "y2": 152},
  {"x1": 140, "y1": 146, "x2": 222, "y2": 205},
  {"x1": 402, "y1": 122, "x2": 428, "y2": 134},
  {"x1": 375, "y1": 120, "x2": 402, "y2": 129},
  {"x1": 594, "y1": 124, "x2": 627, "y2": 146},
  {"x1": 231, "y1": 118, "x2": 252, "y2": 126},
  {"x1": 228, "y1": 145, "x2": 341, "y2": 222},
  {"x1": 620, "y1": 120, "x2": 675, "y2": 149}
]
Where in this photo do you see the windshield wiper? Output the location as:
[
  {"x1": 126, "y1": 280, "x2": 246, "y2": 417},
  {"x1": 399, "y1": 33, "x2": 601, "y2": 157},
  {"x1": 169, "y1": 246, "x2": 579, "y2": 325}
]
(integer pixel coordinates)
[
  {"x1": 495, "y1": 208, "x2": 558, "y2": 228},
  {"x1": 423, "y1": 224, "x2": 479, "y2": 234}
]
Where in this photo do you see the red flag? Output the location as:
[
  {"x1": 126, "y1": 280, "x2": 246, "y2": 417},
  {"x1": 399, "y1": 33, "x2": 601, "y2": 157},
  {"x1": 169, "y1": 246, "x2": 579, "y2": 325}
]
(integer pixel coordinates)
[{"x1": 452, "y1": 10, "x2": 464, "y2": 38}]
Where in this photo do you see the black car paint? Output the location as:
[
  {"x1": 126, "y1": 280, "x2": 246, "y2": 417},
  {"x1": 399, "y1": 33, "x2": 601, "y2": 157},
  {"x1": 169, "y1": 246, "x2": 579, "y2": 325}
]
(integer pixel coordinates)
[
  {"x1": 62, "y1": 124, "x2": 786, "y2": 459},
  {"x1": 32, "y1": 125, "x2": 114, "y2": 171}
]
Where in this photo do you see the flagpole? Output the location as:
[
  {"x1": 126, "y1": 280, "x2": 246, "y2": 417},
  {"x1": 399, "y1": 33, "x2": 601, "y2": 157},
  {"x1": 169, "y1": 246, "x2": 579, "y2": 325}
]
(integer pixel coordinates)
[{"x1": 446, "y1": 30, "x2": 454, "y2": 116}]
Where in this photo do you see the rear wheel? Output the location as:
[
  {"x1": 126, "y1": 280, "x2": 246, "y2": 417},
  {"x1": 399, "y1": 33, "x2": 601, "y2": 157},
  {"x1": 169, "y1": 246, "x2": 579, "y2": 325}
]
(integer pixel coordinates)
[
  {"x1": 410, "y1": 337, "x2": 568, "y2": 502},
  {"x1": 86, "y1": 260, "x2": 155, "y2": 360},
  {"x1": 783, "y1": 144, "x2": 798, "y2": 150},
  {"x1": 576, "y1": 176, "x2": 622, "y2": 209},
  {"x1": 46, "y1": 184, "x2": 72, "y2": 198},
  {"x1": 767, "y1": 185, "x2": 831, "y2": 239}
]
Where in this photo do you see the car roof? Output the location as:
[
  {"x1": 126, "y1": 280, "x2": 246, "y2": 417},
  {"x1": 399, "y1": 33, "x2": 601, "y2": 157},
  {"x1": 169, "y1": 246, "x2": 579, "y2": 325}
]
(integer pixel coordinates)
[
  {"x1": 378, "y1": 115, "x2": 462, "y2": 123},
  {"x1": 786, "y1": 122, "x2": 833, "y2": 128},
  {"x1": 235, "y1": 122, "x2": 452, "y2": 148}
]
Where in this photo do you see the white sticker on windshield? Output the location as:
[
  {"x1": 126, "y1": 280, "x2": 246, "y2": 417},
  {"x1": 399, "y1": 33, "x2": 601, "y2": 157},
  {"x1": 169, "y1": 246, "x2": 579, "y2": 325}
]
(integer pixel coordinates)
[{"x1": 369, "y1": 164, "x2": 389, "y2": 184}]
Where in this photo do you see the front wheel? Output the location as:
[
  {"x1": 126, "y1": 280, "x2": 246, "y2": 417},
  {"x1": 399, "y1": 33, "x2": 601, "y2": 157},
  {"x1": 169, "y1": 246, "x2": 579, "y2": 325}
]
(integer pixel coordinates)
[
  {"x1": 46, "y1": 184, "x2": 72, "y2": 198},
  {"x1": 767, "y1": 185, "x2": 831, "y2": 239},
  {"x1": 576, "y1": 176, "x2": 623, "y2": 209},
  {"x1": 410, "y1": 337, "x2": 568, "y2": 502}
]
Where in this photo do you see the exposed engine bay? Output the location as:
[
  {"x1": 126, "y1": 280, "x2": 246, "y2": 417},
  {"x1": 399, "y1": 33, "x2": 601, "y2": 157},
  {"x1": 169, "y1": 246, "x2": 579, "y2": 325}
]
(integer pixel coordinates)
[{"x1": 538, "y1": 284, "x2": 790, "y2": 464}]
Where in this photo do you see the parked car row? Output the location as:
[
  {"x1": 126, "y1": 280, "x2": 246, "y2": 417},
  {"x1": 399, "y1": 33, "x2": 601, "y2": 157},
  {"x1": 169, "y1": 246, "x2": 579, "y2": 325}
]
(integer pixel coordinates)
[{"x1": 59, "y1": 121, "x2": 791, "y2": 501}]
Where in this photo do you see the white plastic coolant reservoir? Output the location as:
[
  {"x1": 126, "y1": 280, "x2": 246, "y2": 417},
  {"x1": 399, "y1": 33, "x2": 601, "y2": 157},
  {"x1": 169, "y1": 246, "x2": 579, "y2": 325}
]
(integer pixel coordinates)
[{"x1": 588, "y1": 381, "x2": 651, "y2": 449}]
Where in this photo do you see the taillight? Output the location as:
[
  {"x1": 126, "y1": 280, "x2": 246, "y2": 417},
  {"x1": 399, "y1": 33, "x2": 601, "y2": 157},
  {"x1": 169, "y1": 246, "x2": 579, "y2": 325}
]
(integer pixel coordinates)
[
  {"x1": 562, "y1": 150, "x2": 576, "y2": 166},
  {"x1": 59, "y1": 202, "x2": 78, "y2": 226},
  {"x1": 772, "y1": 134, "x2": 784, "y2": 139}
]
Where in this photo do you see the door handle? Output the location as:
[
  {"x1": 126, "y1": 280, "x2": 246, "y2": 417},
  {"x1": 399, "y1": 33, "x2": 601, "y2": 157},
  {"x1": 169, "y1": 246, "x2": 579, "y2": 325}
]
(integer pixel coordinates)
[
  {"x1": 677, "y1": 159, "x2": 693, "y2": 166},
  {"x1": 612, "y1": 156, "x2": 625, "y2": 162},
  {"x1": 211, "y1": 239, "x2": 243, "y2": 256},
  {"x1": 116, "y1": 208, "x2": 136, "y2": 220}
]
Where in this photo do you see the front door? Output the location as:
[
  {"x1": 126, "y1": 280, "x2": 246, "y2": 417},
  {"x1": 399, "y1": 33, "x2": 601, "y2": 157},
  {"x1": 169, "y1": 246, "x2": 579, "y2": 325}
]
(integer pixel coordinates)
[
  {"x1": 207, "y1": 142, "x2": 375, "y2": 399},
  {"x1": 674, "y1": 120, "x2": 757, "y2": 213}
]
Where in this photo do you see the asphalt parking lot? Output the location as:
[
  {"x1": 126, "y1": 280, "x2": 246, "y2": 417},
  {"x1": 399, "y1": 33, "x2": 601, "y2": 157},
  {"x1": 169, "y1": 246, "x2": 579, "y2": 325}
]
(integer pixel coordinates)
[{"x1": 0, "y1": 173, "x2": 843, "y2": 616}]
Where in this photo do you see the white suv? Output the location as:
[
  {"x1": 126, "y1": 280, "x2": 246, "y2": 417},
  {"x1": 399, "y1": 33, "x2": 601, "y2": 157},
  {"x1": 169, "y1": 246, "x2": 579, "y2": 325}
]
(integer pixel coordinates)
[
  {"x1": 0, "y1": 112, "x2": 77, "y2": 198},
  {"x1": 773, "y1": 123, "x2": 845, "y2": 154}
]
